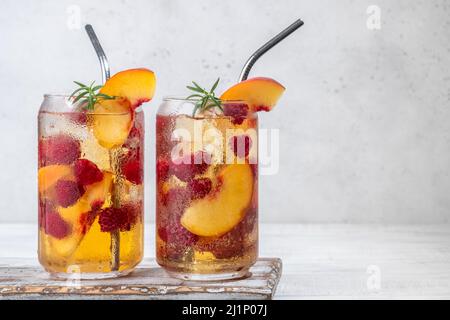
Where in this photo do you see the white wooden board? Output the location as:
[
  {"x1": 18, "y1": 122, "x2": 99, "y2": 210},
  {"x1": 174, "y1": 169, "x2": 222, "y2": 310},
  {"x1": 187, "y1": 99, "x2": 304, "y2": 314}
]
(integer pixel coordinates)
[{"x1": 0, "y1": 258, "x2": 282, "y2": 300}]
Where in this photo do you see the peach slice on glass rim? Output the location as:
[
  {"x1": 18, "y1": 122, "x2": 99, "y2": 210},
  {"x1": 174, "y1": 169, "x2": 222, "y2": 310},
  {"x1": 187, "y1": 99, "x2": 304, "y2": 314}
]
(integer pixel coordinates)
[
  {"x1": 220, "y1": 77, "x2": 285, "y2": 112},
  {"x1": 91, "y1": 68, "x2": 156, "y2": 149},
  {"x1": 99, "y1": 68, "x2": 156, "y2": 109},
  {"x1": 181, "y1": 164, "x2": 254, "y2": 237}
]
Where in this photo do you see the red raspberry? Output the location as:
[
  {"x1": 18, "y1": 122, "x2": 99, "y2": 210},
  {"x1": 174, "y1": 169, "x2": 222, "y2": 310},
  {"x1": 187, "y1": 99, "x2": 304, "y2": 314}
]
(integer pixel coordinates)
[
  {"x1": 39, "y1": 199, "x2": 55, "y2": 229},
  {"x1": 158, "y1": 217, "x2": 198, "y2": 260},
  {"x1": 90, "y1": 199, "x2": 104, "y2": 212},
  {"x1": 161, "y1": 187, "x2": 190, "y2": 209},
  {"x1": 188, "y1": 178, "x2": 212, "y2": 200},
  {"x1": 156, "y1": 158, "x2": 170, "y2": 182},
  {"x1": 78, "y1": 210, "x2": 98, "y2": 235},
  {"x1": 122, "y1": 159, "x2": 143, "y2": 185},
  {"x1": 98, "y1": 208, "x2": 125, "y2": 232},
  {"x1": 229, "y1": 135, "x2": 252, "y2": 158},
  {"x1": 223, "y1": 103, "x2": 249, "y2": 125},
  {"x1": 240, "y1": 207, "x2": 258, "y2": 235},
  {"x1": 158, "y1": 188, "x2": 198, "y2": 259},
  {"x1": 121, "y1": 123, "x2": 144, "y2": 185},
  {"x1": 158, "y1": 227, "x2": 168, "y2": 242},
  {"x1": 54, "y1": 180, "x2": 83, "y2": 208},
  {"x1": 171, "y1": 151, "x2": 210, "y2": 182},
  {"x1": 195, "y1": 208, "x2": 257, "y2": 259},
  {"x1": 74, "y1": 159, "x2": 104, "y2": 187},
  {"x1": 123, "y1": 124, "x2": 143, "y2": 150},
  {"x1": 250, "y1": 163, "x2": 258, "y2": 177},
  {"x1": 39, "y1": 134, "x2": 81, "y2": 166},
  {"x1": 44, "y1": 211, "x2": 70, "y2": 239},
  {"x1": 196, "y1": 228, "x2": 244, "y2": 259},
  {"x1": 255, "y1": 105, "x2": 270, "y2": 112},
  {"x1": 98, "y1": 203, "x2": 140, "y2": 233},
  {"x1": 167, "y1": 221, "x2": 198, "y2": 246},
  {"x1": 69, "y1": 111, "x2": 87, "y2": 125},
  {"x1": 119, "y1": 203, "x2": 141, "y2": 232}
]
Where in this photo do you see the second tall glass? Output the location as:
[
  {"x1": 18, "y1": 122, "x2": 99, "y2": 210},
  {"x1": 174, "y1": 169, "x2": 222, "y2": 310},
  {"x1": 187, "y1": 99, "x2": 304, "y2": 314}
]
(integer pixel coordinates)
[{"x1": 156, "y1": 98, "x2": 258, "y2": 280}]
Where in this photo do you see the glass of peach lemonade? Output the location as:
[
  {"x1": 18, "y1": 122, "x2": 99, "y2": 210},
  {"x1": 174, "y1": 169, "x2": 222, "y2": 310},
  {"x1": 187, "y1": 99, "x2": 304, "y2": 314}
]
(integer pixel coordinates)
[
  {"x1": 156, "y1": 77, "x2": 285, "y2": 280},
  {"x1": 38, "y1": 69, "x2": 156, "y2": 279}
]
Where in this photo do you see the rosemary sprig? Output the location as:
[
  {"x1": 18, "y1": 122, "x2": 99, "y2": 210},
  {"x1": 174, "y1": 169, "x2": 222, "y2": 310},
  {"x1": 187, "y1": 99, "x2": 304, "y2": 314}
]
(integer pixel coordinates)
[
  {"x1": 69, "y1": 81, "x2": 114, "y2": 110},
  {"x1": 186, "y1": 78, "x2": 223, "y2": 117}
]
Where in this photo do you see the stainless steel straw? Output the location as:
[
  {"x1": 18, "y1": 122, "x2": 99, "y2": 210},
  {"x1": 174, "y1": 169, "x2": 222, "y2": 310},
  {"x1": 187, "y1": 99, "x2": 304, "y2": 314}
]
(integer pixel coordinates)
[
  {"x1": 84, "y1": 24, "x2": 120, "y2": 272},
  {"x1": 239, "y1": 19, "x2": 304, "y2": 82},
  {"x1": 85, "y1": 24, "x2": 111, "y2": 84}
]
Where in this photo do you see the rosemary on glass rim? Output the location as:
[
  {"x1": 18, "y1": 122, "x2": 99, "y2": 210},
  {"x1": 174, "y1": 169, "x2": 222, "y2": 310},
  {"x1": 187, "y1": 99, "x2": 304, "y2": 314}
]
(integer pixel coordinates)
[
  {"x1": 186, "y1": 78, "x2": 223, "y2": 117},
  {"x1": 69, "y1": 81, "x2": 115, "y2": 110}
]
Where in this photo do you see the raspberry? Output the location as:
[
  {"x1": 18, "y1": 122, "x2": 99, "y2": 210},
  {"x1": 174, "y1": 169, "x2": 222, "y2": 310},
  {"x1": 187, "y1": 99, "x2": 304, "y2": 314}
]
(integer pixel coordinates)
[
  {"x1": 223, "y1": 103, "x2": 249, "y2": 125},
  {"x1": 123, "y1": 124, "x2": 143, "y2": 150},
  {"x1": 255, "y1": 105, "x2": 270, "y2": 112},
  {"x1": 158, "y1": 216, "x2": 198, "y2": 260},
  {"x1": 54, "y1": 180, "x2": 83, "y2": 208},
  {"x1": 69, "y1": 111, "x2": 87, "y2": 125},
  {"x1": 157, "y1": 188, "x2": 189, "y2": 257},
  {"x1": 230, "y1": 135, "x2": 252, "y2": 158},
  {"x1": 39, "y1": 134, "x2": 81, "y2": 166},
  {"x1": 158, "y1": 227, "x2": 168, "y2": 242},
  {"x1": 39, "y1": 199, "x2": 55, "y2": 229},
  {"x1": 240, "y1": 207, "x2": 258, "y2": 235},
  {"x1": 167, "y1": 221, "x2": 198, "y2": 246},
  {"x1": 44, "y1": 211, "x2": 70, "y2": 239},
  {"x1": 98, "y1": 208, "x2": 125, "y2": 232},
  {"x1": 74, "y1": 159, "x2": 103, "y2": 187},
  {"x1": 122, "y1": 159, "x2": 143, "y2": 185},
  {"x1": 119, "y1": 203, "x2": 141, "y2": 232},
  {"x1": 90, "y1": 199, "x2": 104, "y2": 212},
  {"x1": 121, "y1": 124, "x2": 143, "y2": 185},
  {"x1": 188, "y1": 178, "x2": 212, "y2": 200},
  {"x1": 98, "y1": 204, "x2": 140, "y2": 233},
  {"x1": 157, "y1": 187, "x2": 198, "y2": 259},
  {"x1": 196, "y1": 228, "x2": 244, "y2": 259},
  {"x1": 195, "y1": 208, "x2": 257, "y2": 259},
  {"x1": 78, "y1": 210, "x2": 98, "y2": 235},
  {"x1": 156, "y1": 158, "x2": 170, "y2": 182},
  {"x1": 250, "y1": 163, "x2": 258, "y2": 177},
  {"x1": 171, "y1": 151, "x2": 210, "y2": 182},
  {"x1": 161, "y1": 187, "x2": 190, "y2": 209}
]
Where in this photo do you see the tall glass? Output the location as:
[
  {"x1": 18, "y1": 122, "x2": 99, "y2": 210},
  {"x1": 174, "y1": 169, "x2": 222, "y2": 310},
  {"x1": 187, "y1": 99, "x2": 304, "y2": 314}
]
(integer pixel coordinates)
[
  {"x1": 38, "y1": 95, "x2": 144, "y2": 279},
  {"x1": 156, "y1": 98, "x2": 258, "y2": 280}
]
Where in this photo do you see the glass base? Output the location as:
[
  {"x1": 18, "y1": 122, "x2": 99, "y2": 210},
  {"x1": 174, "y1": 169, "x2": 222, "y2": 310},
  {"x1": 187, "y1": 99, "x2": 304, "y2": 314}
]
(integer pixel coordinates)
[
  {"x1": 48, "y1": 269, "x2": 134, "y2": 280},
  {"x1": 165, "y1": 269, "x2": 251, "y2": 282}
]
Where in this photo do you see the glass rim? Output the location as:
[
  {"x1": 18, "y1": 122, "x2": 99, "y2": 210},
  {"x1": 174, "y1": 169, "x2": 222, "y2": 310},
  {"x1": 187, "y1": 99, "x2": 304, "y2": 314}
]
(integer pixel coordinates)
[
  {"x1": 43, "y1": 94, "x2": 71, "y2": 98},
  {"x1": 162, "y1": 96, "x2": 248, "y2": 104},
  {"x1": 41, "y1": 94, "x2": 143, "y2": 115}
]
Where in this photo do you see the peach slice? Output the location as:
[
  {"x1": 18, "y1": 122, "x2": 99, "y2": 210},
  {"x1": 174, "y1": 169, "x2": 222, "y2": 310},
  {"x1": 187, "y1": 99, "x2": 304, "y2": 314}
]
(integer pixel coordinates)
[
  {"x1": 91, "y1": 97, "x2": 134, "y2": 149},
  {"x1": 181, "y1": 164, "x2": 253, "y2": 237},
  {"x1": 49, "y1": 198, "x2": 91, "y2": 258},
  {"x1": 38, "y1": 165, "x2": 74, "y2": 194},
  {"x1": 82, "y1": 171, "x2": 113, "y2": 209},
  {"x1": 48, "y1": 171, "x2": 113, "y2": 258},
  {"x1": 100, "y1": 68, "x2": 156, "y2": 109},
  {"x1": 220, "y1": 77, "x2": 285, "y2": 112}
]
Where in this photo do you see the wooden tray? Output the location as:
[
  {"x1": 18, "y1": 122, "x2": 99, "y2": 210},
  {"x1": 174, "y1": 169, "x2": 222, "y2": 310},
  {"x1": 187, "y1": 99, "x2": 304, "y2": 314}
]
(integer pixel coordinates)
[{"x1": 0, "y1": 258, "x2": 282, "y2": 300}]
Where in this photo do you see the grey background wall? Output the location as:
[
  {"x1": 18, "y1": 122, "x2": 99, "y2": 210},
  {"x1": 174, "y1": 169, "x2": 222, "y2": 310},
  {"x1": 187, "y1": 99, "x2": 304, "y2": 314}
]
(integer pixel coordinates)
[{"x1": 1, "y1": 0, "x2": 449, "y2": 223}]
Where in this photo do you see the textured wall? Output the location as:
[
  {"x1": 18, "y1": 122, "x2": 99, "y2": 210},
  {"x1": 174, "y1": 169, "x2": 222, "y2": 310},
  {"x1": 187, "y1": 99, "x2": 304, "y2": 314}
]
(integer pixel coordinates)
[{"x1": 1, "y1": 0, "x2": 450, "y2": 223}]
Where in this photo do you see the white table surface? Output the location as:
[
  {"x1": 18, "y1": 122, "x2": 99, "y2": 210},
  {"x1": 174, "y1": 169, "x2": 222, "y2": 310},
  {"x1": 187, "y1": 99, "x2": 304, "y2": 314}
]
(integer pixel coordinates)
[{"x1": 1, "y1": 223, "x2": 449, "y2": 299}]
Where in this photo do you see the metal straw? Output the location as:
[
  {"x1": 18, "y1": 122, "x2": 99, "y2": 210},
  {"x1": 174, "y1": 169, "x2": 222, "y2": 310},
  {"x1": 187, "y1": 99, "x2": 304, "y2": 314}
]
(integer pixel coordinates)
[
  {"x1": 84, "y1": 24, "x2": 120, "y2": 272},
  {"x1": 85, "y1": 24, "x2": 111, "y2": 84},
  {"x1": 239, "y1": 19, "x2": 304, "y2": 82}
]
